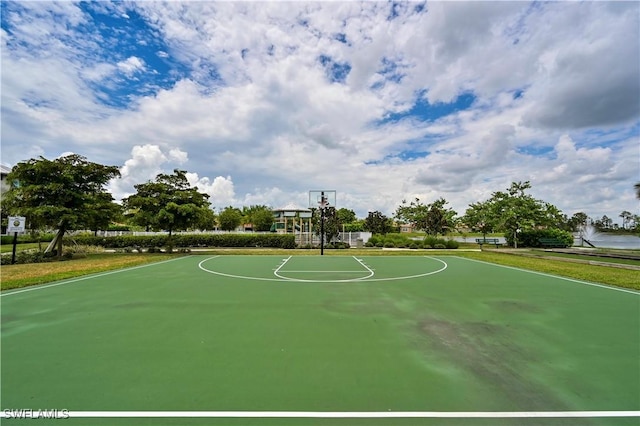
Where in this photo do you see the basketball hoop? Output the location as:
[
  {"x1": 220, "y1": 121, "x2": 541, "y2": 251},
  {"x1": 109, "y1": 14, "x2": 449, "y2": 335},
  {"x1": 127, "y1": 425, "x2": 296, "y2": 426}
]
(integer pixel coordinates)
[
  {"x1": 308, "y1": 190, "x2": 337, "y2": 255},
  {"x1": 309, "y1": 190, "x2": 336, "y2": 210}
]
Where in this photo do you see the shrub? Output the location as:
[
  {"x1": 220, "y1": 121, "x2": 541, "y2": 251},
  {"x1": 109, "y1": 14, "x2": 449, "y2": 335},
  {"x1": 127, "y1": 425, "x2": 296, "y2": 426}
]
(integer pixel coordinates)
[
  {"x1": 434, "y1": 244, "x2": 446, "y2": 249},
  {"x1": 423, "y1": 236, "x2": 439, "y2": 248},
  {"x1": 382, "y1": 233, "x2": 413, "y2": 248},
  {"x1": 383, "y1": 242, "x2": 395, "y2": 248},
  {"x1": 445, "y1": 240, "x2": 459, "y2": 249},
  {"x1": 69, "y1": 233, "x2": 296, "y2": 249},
  {"x1": 107, "y1": 225, "x2": 131, "y2": 231},
  {"x1": 1, "y1": 233, "x2": 55, "y2": 245},
  {"x1": 506, "y1": 228, "x2": 573, "y2": 248},
  {"x1": 1, "y1": 251, "x2": 49, "y2": 265}
]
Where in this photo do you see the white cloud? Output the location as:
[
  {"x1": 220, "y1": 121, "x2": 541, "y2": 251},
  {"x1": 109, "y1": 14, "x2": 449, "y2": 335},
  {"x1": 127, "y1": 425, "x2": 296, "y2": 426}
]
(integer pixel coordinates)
[
  {"x1": 186, "y1": 173, "x2": 236, "y2": 209},
  {"x1": 117, "y1": 56, "x2": 145, "y2": 76},
  {"x1": 2, "y1": 1, "x2": 639, "y2": 226},
  {"x1": 109, "y1": 144, "x2": 188, "y2": 201},
  {"x1": 168, "y1": 148, "x2": 188, "y2": 164}
]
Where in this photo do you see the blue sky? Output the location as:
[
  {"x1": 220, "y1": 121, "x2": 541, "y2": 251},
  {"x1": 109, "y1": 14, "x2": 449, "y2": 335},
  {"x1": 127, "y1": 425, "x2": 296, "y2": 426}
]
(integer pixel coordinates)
[{"x1": 1, "y1": 1, "x2": 639, "y2": 223}]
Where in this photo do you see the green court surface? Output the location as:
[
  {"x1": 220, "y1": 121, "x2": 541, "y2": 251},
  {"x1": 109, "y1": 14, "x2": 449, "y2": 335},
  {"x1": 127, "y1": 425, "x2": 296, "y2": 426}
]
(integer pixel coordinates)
[{"x1": 1, "y1": 255, "x2": 639, "y2": 425}]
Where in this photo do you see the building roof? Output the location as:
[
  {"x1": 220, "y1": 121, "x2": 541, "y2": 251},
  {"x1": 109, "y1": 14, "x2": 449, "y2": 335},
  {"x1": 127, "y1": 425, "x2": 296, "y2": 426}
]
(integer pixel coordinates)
[
  {"x1": 0, "y1": 164, "x2": 11, "y2": 176},
  {"x1": 273, "y1": 203, "x2": 311, "y2": 212}
]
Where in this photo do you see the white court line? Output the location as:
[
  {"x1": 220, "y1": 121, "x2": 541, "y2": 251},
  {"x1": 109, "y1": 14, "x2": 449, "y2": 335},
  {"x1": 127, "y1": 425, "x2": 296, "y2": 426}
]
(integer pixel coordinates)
[
  {"x1": 280, "y1": 270, "x2": 369, "y2": 273},
  {"x1": 14, "y1": 411, "x2": 637, "y2": 419},
  {"x1": 273, "y1": 255, "x2": 374, "y2": 281},
  {"x1": 456, "y1": 256, "x2": 640, "y2": 295},
  {"x1": 198, "y1": 255, "x2": 448, "y2": 283},
  {"x1": 353, "y1": 255, "x2": 375, "y2": 280},
  {"x1": 1, "y1": 256, "x2": 188, "y2": 298}
]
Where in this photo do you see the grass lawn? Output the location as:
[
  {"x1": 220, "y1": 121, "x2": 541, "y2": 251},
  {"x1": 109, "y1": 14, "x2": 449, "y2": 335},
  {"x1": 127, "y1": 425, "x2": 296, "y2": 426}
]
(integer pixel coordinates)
[{"x1": 0, "y1": 253, "x2": 180, "y2": 290}]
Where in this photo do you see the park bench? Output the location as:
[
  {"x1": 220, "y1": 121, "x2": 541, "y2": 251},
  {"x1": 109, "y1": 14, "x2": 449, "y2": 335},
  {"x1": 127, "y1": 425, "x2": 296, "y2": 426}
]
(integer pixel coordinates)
[
  {"x1": 538, "y1": 238, "x2": 568, "y2": 248},
  {"x1": 475, "y1": 238, "x2": 503, "y2": 248}
]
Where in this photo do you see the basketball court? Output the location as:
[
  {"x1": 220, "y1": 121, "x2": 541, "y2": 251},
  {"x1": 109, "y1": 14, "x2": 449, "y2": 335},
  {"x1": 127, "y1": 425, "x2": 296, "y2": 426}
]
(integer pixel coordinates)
[{"x1": 2, "y1": 255, "x2": 639, "y2": 425}]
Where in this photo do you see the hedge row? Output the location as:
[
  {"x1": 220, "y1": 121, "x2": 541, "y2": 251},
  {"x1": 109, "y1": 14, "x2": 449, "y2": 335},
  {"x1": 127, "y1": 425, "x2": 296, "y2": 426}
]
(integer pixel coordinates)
[
  {"x1": 366, "y1": 234, "x2": 459, "y2": 249},
  {"x1": 68, "y1": 233, "x2": 297, "y2": 249},
  {"x1": 505, "y1": 228, "x2": 573, "y2": 248},
  {"x1": 0, "y1": 251, "x2": 66, "y2": 266},
  {"x1": 1, "y1": 233, "x2": 56, "y2": 245}
]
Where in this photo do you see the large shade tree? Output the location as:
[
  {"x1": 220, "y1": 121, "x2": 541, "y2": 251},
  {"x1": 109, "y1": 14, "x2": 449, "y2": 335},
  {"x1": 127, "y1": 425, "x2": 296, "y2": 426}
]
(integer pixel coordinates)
[
  {"x1": 394, "y1": 197, "x2": 457, "y2": 236},
  {"x1": 218, "y1": 206, "x2": 244, "y2": 231},
  {"x1": 462, "y1": 200, "x2": 495, "y2": 238},
  {"x1": 242, "y1": 205, "x2": 274, "y2": 232},
  {"x1": 336, "y1": 208, "x2": 357, "y2": 225},
  {"x1": 2, "y1": 155, "x2": 121, "y2": 257},
  {"x1": 486, "y1": 181, "x2": 566, "y2": 247},
  {"x1": 123, "y1": 169, "x2": 211, "y2": 238},
  {"x1": 364, "y1": 210, "x2": 393, "y2": 235}
]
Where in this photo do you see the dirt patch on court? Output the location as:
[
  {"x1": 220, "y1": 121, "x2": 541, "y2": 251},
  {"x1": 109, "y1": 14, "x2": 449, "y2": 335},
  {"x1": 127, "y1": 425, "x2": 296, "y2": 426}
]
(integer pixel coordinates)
[{"x1": 418, "y1": 317, "x2": 571, "y2": 412}]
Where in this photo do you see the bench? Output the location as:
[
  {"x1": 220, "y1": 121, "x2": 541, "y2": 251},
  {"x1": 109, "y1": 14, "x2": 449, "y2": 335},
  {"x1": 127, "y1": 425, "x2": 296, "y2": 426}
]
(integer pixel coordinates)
[
  {"x1": 538, "y1": 238, "x2": 568, "y2": 248},
  {"x1": 475, "y1": 238, "x2": 503, "y2": 248}
]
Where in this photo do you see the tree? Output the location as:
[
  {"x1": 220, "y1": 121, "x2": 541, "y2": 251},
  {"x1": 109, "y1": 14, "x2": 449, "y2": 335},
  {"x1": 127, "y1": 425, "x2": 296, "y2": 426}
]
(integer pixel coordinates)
[
  {"x1": 567, "y1": 212, "x2": 589, "y2": 233},
  {"x1": 620, "y1": 211, "x2": 633, "y2": 229},
  {"x1": 394, "y1": 197, "x2": 457, "y2": 236},
  {"x1": 197, "y1": 208, "x2": 218, "y2": 230},
  {"x1": 218, "y1": 206, "x2": 243, "y2": 231},
  {"x1": 487, "y1": 181, "x2": 547, "y2": 248},
  {"x1": 123, "y1": 169, "x2": 211, "y2": 238},
  {"x1": 86, "y1": 192, "x2": 124, "y2": 236},
  {"x1": 364, "y1": 211, "x2": 393, "y2": 235},
  {"x1": 462, "y1": 200, "x2": 495, "y2": 238},
  {"x1": 242, "y1": 205, "x2": 274, "y2": 232},
  {"x1": 635, "y1": 182, "x2": 640, "y2": 200},
  {"x1": 336, "y1": 208, "x2": 357, "y2": 225},
  {"x1": 425, "y1": 198, "x2": 458, "y2": 236},
  {"x1": 594, "y1": 215, "x2": 613, "y2": 231},
  {"x1": 343, "y1": 219, "x2": 365, "y2": 232},
  {"x1": 311, "y1": 207, "x2": 340, "y2": 245},
  {"x1": 2, "y1": 155, "x2": 121, "y2": 258}
]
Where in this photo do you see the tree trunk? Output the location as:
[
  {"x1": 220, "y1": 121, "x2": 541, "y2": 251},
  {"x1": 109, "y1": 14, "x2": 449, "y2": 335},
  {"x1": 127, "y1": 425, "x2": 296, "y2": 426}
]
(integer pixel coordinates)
[
  {"x1": 44, "y1": 226, "x2": 66, "y2": 259},
  {"x1": 56, "y1": 228, "x2": 64, "y2": 259}
]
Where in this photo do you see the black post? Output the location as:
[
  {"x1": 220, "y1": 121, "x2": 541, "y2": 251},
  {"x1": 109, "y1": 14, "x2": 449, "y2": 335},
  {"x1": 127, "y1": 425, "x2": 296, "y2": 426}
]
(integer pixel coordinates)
[
  {"x1": 320, "y1": 206, "x2": 325, "y2": 256},
  {"x1": 11, "y1": 232, "x2": 18, "y2": 264}
]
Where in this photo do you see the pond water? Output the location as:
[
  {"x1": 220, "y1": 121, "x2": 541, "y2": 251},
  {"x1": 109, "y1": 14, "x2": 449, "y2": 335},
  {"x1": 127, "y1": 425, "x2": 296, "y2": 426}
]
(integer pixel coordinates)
[
  {"x1": 575, "y1": 233, "x2": 640, "y2": 249},
  {"x1": 450, "y1": 233, "x2": 640, "y2": 249}
]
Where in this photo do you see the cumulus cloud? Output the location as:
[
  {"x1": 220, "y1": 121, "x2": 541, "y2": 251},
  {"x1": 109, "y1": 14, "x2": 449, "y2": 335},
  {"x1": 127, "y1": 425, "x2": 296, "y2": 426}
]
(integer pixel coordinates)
[
  {"x1": 521, "y1": 8, "x2": 640, "y2": 129},
  {"x1": 116, "y1": 56, "x2": 146, "y2": 76},
  {"x1": 186, "y1": 173, "x2": 236, "y2": 209},
  {"x1": 2, "y1": 1, "x2": 638, "y2": 222},
  {"x1": 108, "y1": 144, "x2": 188, "y2": 200}
]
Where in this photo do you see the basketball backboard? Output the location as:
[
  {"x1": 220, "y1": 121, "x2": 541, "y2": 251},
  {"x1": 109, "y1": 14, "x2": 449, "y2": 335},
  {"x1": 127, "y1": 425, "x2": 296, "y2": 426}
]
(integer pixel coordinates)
[{"x1": 308, "y1": 190, "x2": 336, "y2": 209}]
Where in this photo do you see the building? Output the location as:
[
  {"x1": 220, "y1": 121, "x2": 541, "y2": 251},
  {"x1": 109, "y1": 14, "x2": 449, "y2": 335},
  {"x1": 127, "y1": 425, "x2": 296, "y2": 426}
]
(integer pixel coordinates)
[
  {"x1": 271, "y1": 204, "x2": 312, "y2": 233},
  {"x1": 0, "y1": 164, "x2": 11, "y2": 195},
  {"x1": 271, "y1": 204, "x2": 314, "y2": 246}
]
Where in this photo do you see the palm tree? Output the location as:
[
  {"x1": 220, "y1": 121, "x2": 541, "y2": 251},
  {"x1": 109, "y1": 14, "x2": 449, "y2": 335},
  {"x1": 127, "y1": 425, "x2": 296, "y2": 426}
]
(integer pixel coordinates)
[
  {"x1": 620, "y1": 211, "x2": 633, "y2": 229},
  {"x1": 635, "y1": 182, "x2": 640, "y2": 200}
]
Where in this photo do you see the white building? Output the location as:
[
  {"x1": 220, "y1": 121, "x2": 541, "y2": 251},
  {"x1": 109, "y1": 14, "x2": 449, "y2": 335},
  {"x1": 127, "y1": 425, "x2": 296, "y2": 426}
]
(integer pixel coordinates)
[{"x1": 0, "y1": 164, "x2": 11, "y2": 195}]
